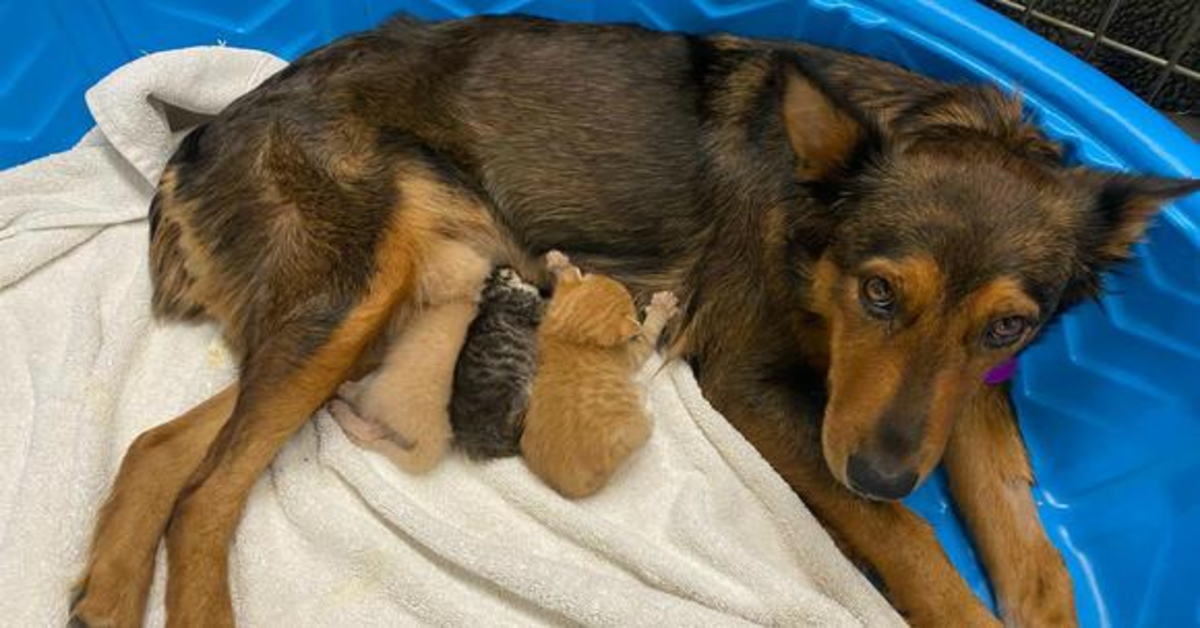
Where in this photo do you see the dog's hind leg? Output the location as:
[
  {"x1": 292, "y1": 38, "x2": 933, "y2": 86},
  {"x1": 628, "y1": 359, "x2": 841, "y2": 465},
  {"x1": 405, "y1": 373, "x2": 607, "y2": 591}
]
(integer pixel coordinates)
[
  {"x1": 159, "y1": 164, "x2": 499, "y2": 625},
  {"x1": 162, "y1": 231, "x2": 422, "y2": 627},
  {"x1": 167, "y1": 304, "x2": 389, "y2": 626},
  {"x1": 72, "y1": 385, "x2": 238, "y2": 628},
  {"x1": 944, "y1": 386, "x2": 1077, "y2": 627}
]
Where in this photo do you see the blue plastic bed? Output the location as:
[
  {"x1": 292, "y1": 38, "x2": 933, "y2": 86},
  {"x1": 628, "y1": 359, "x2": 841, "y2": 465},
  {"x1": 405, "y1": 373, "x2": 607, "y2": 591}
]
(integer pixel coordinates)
[{"x1": 3, "y1": 2, "x2": 1197, "y2": 626}]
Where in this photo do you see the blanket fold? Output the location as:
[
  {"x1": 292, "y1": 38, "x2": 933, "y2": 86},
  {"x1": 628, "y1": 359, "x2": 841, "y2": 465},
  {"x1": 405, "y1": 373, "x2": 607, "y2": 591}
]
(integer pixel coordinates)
[{"x1": 0, "y1": 47, "x2": 903, "y2": 627}]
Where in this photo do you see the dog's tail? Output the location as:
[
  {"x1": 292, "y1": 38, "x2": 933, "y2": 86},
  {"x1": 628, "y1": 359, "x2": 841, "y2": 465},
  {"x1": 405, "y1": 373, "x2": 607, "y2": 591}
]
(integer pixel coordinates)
[{"x1": 148, "y1": 155, "x2": 209, "y2": 321}]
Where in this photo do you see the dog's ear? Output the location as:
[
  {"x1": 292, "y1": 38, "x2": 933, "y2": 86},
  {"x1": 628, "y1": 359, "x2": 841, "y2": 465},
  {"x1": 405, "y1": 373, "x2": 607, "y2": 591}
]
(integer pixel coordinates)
[
  {"x1": 780, "y1": 61, "x2": 877, "y2": 186},
  {"x1": 1066, "y1": 171, "x2": 1200, "y2": 300}
]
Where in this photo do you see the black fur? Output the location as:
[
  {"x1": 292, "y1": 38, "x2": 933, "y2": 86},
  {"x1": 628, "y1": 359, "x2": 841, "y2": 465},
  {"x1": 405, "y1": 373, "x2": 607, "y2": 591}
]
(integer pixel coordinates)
[{"x1": 450, "y1": 268, "x2": 544, "y2": 460}]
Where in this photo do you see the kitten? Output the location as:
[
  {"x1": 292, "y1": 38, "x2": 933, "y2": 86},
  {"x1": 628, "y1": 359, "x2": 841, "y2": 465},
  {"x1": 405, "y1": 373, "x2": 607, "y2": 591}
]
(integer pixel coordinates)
[
  {"x1": 520, "y1": 251, "x2": 679, "y2": 498},
  {"x1": 329, "y1": 242, "x2": 490, "y2": 473},
  {"x1": 450, "y1": 267, "x2": 544, "y2": 460}
]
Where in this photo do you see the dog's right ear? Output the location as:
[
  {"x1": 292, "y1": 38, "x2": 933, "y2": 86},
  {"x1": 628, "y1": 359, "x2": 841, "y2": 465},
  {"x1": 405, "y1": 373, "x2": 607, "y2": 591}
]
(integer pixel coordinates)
[{"x1": 780, "y1": 60, "x2": 879, "y2": 187}]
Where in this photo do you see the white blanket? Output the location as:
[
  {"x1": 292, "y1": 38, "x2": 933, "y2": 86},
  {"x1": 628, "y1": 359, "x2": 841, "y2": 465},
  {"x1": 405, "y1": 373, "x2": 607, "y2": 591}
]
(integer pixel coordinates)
[{"x1": 0, "y1": 47, "x2": 903, "y2": 627}]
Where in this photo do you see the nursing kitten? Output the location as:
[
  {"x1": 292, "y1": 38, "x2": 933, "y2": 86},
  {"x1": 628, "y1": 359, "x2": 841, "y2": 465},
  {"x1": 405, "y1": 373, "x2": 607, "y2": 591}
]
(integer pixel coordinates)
[
  {"x1": 450, "y1": 267, "x2": 544, "y2": 460},
  {"x1": 520, "y1": 251, "x2": 679, "y2": 498},
  {"x1": 329, "y1": 242, "x2": 489, "y2": 473}
]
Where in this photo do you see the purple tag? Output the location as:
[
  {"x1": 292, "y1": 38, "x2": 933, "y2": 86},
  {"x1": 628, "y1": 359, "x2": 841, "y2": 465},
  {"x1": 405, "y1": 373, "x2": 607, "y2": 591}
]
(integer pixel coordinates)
[{"x1": 984, "y1": 358, "x2": 1017, "y2": 385}]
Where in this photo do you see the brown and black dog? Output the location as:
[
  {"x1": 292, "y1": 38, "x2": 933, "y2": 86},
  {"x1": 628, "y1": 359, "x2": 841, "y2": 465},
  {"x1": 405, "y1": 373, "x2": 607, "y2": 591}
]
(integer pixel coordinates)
[{"x1": 71, "y1": 14, "x2": 1199, "y2": 628}]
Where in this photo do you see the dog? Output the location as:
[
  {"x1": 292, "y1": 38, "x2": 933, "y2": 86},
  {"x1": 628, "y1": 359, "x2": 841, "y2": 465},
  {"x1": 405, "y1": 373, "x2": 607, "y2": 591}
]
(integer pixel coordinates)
[{"x1": 71, "y1": 13, "x2": 1199, "y2": 627}]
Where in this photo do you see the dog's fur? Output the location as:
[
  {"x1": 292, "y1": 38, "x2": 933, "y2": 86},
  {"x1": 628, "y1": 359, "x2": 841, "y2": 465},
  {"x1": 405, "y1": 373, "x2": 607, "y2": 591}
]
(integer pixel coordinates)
[
  {"x1": 72, "y1": 14, "x2": 1200, "y2": 628},
  {"x1": 520, "y1": 252, "x2": 677, "y2": 498}
]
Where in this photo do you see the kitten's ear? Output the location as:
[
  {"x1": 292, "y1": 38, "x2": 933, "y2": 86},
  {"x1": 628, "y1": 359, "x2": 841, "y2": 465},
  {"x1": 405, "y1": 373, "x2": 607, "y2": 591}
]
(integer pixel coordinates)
[
  {"x1": 1066, "y1": 171, "x2": 1200, "y2": 301},
  {"x1": 556, "y1": 267, "x2": 583, "y2": 286},
  {"x1": 780, "y1": 58, "x2": 879, "y2": 186},
  {"x1": 583, "y1": 317, "x2": 639, "y2": 348}
]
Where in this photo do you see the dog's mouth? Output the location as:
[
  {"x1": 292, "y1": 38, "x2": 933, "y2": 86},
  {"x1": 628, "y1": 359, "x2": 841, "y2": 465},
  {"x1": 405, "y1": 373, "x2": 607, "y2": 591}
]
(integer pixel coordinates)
[{"x1": 819, "y1": 402, "x2": 940, "y2": 502}]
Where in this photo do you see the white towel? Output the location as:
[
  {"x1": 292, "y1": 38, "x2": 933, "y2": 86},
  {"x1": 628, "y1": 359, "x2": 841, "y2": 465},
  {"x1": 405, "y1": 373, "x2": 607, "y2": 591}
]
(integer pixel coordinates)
[{"x1": 0, "y1": 47, "x2": 904, "y2": 627}]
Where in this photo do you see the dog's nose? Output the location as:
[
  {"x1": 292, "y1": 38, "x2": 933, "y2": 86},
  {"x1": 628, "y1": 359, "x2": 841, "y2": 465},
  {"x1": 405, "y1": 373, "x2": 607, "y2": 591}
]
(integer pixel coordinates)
[{"x1": 846, "y1": 454, "x2": 918, "y2": 500}]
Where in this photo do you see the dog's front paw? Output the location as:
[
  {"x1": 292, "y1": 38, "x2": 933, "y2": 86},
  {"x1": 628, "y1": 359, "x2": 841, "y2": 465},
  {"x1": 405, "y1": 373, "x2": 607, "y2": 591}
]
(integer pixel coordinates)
[
  {"x1": 999, "y1": 545, "x2": 1077, "y2": 628},
  {"x1": 901, "y1": 592, "x2": 999, "y2": 628}
]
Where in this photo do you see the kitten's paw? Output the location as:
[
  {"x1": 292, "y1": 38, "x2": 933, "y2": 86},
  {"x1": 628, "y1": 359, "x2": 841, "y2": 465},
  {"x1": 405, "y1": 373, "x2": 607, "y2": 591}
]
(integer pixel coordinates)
[
  {"x1": 329, "y1": 398, "x2": 391, "y2": 443},
  {"x1": 648, "y1": 291, "x2": 680, "y2": 319},
  {"x1": 545, "y1": 250, "x2": 571, "y2": 272},
  {"x1": 546, "y1": 250, "x2": 583, "y2": 283},
  {"x1": 336, "y1": 380, "x2": 366, "y2": 405},
  {"x1": 497, "y1": 267, "x2": 540, "y2": 295},
  {"x1": 332, "y1": 379, "x2": 452, "y2": 473}
]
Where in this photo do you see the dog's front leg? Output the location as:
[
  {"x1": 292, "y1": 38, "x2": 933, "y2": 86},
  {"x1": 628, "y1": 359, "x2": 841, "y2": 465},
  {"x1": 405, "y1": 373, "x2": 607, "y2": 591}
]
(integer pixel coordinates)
[
  {"x1": 706, "y1": 379, "x2": 998, "y2": 628},
  {"x1": 944, "y1": 386, "x2": 1077, "y2": 627}
]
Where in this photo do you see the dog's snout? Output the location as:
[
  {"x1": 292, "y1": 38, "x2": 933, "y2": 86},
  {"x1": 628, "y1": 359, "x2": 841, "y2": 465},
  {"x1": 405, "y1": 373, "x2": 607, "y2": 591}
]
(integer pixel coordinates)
[{"x1": 846, "y1": 453, "x2": 918, "y2": 500}]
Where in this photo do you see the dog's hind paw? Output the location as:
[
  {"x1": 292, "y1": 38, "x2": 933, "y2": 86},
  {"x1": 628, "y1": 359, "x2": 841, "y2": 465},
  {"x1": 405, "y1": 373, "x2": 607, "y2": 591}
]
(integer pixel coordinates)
[{"x1": 69, "y1": 568, "x2": 151, "y2": 628}]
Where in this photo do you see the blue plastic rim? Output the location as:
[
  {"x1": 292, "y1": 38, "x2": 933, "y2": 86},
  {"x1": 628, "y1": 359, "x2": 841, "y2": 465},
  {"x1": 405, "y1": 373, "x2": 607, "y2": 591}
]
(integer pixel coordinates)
[{"x1": 4, "y1": 2, "x2": 1198, "y2": 626}]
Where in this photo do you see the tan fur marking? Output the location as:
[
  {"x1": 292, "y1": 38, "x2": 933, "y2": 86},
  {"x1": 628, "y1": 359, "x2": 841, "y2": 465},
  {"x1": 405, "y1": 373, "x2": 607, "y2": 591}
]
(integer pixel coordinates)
[
  {"x1": 152, "y1": 169, "x2": 252, "y2": 350},
  {"x1": 819, "y1": 255, "x2": 948, "y2": 486}
]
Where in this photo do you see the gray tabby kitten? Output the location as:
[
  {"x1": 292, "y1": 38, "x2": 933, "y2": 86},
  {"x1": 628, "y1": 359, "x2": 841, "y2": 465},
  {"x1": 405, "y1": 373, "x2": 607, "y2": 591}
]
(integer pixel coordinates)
[{"x1": 451, "y1": 267, "x2": 544, "y2": 459}]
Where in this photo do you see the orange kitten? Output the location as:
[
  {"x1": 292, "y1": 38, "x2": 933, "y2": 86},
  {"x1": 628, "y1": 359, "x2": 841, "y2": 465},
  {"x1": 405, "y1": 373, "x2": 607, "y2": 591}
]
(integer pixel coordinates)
[{"x1": 520, "y1": 251, "x2": 678, "y2": 498}]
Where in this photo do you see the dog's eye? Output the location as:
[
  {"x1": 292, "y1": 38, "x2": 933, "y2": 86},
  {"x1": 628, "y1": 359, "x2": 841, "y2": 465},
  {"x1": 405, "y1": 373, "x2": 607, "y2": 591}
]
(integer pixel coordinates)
[
  {"x1": 860, "y1": 276, "x2": 895, "y2": 317},
  {"x1": 984, "y1": 316, "x2": 1029, "y2": 348}
]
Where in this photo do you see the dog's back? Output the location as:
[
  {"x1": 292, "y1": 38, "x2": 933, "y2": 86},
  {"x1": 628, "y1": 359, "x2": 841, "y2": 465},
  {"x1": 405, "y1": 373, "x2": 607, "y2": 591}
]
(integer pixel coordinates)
[{"x1": 146, "y1": 15, "x2": 935, "y2": 344}]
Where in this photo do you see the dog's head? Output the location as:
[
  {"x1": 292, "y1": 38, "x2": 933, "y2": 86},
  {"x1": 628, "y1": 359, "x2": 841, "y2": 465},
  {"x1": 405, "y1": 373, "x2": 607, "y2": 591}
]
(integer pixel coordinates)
[{"x1": 779, "y1": 58, "x2": 1200, "y2": 500}]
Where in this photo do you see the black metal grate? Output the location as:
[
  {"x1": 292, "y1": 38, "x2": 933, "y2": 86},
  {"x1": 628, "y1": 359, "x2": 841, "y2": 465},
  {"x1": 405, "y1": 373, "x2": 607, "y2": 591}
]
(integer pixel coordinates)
[{"x1": 978, "y1": 0, "x2": 1198, "y2": 117}]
